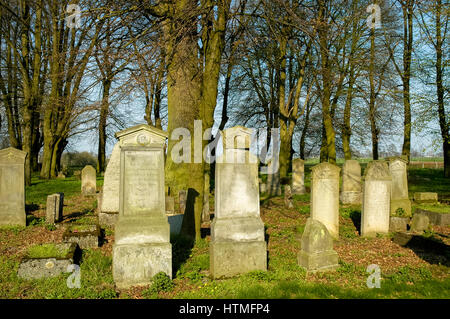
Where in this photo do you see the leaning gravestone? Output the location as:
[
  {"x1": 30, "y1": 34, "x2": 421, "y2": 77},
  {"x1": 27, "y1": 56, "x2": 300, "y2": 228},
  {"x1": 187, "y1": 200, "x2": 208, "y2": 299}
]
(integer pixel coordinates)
[
  {"x1": 0, "y1": 147, "x2": 27, "y2": 227},
  {"x1": 112, "y1": 124, "x2": 171, "y2": 288},
  {"x1": 46, "y1": 193, "x2": 64, "y2": 224},
  {"x1": 291, "y1": 158, "x2": 306, "y2": 194},
  {"x1": 210, "y1": 126, "x2": 267, "y2": 278},
  {"x1": 388, "y1": 157, "x2": 411, "y2": 217},
  {"x1": 340, "y1": 160, "x2": 362, "y2": 205},
  {"x1": 310, "y1": 162, "x2": 341, "y2": 239},
  {"x1": 298, "y1": 218, "x2": 339, "y2": 272},
  {"x1": 81, "y1": 165, "x2": 97, "y2": 195},
  {"x1": 99, "y1": 143, "x2": 121, "y2": 226},
  {"x1": 361, "y1": 161, "x2": 392, "y2": 237}
]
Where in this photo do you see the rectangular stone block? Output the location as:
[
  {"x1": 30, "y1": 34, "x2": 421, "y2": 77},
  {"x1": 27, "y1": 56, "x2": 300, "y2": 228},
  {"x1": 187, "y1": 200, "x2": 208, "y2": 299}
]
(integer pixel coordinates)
[
  {"x1": 415, "y1": 208, "x2": 450, "y2": 226},
  {"x1": 63, "y1": 224, "x2": 100, "y2": 249},
  {"x1": 413, "y1": 192, "x2": 438, "y2": 204},
  {"x1": 389, "y1": 216, "x2": 409, "y2": 232},
  {"x1": 0, "y1": 147, "x2": 27, "y2": 227},
  {"x1": 46, "y1": 193, "x2": 63, "y2": 224},
  {"x1": 298, "y1": 250, "x2": 339, "y2": 273},
  {"x1": 292, "y1": 158, "x2": 306, "y2": 195},
  {"x1": 210, "y1": 241, "x2": 267, "y2": 279},
  {"x1": 113, "y1": 243, "x2": 172, "y2": 289}
]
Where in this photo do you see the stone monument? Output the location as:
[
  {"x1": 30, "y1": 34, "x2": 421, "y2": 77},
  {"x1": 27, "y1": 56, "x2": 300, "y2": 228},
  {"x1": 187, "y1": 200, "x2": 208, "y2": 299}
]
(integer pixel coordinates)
[
  {"x1": 100, "y1": 143, "x2": 121, "y2": 226},
  {"x1": 81, "y1": 165, "x2": 97, "y2": 195},
  {"x1": 291, "y1": 158, "x2": 306, "y2": 194},
  {"x1": 46, "y1": 193, "x2": 64, "y2": 224},
  {"x1": 0, "y1": 147, "x2": 27, "y2": 227},
  {"x1": 112, "y1": 124, "x2": 171, "y2": 288},
  {"x1": 361, "y1": 160, "x2": 392, "y2": 237},
  {"x1": 310, "y1": 162, "x2": 341, "y2": 239},
  {"x1": 298, "y1": 218, "x2": 339, "y2": 272},
  {"x1": 210, "y1": 126, "x2": 267, "y2": 278},
  {"x1": 388, "y1": 157, "x2": 411, "y2": 217}
]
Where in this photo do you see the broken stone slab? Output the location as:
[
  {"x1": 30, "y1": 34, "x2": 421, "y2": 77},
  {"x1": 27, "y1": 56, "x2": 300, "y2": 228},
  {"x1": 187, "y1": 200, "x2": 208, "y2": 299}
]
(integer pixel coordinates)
[
  {"x1": 415, "y1": 208, "x2": 450, "y2": 226},
  {"x1": 298, "y1": 218, "x2": 339, "y2": 273},
  {"x1": 413, "y1": 192, "x2": 438, "y2": 204},
  {"x1": 17, "y1": 243, "x2": 80, "y2": 280},
  {"x1": 63, "y1": 224, "x2": 101, "y2": 249}
]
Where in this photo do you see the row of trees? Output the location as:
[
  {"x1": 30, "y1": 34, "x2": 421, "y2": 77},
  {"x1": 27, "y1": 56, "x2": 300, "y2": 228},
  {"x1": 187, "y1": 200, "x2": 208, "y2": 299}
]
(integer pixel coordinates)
[{"x1": 0, "y1": 0, "x2": 448, "y2": 239}]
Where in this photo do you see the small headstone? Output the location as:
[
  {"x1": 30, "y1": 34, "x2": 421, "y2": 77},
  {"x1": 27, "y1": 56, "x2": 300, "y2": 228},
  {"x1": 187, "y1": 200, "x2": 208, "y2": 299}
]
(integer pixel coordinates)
[
  {"x1": 291, "y1": 158, "x2": 306, "y2": 195},
  {"x1": 57, "y1": 171, "x2": 66, "y2": 179},
  {"x1": 310, "y1": 162, "x2": 341, "y2": 239},
  {"x1": 179, "y1": 190, "x2": 187, "y2": 214},
  {"x1": 260, "y1": 182, "x2": 267, "y2": 194},
  {"x1": 284, "y1": 185, "x2": 294, "y2": 209},
  {"x1": 388, "y1": 157, "x2": 411, "y2": 217},
  {"x1": 63, "y1": 224, "x2": 100, "y2": 249},
  {"x1": 389, "y1": 216, "x2": 409, "y2": 232},
  {"x1": 99, "y1": 143, "x2": 121, "y2": 226},
  {"x1": 81, "y1": 165, "x2": 97, "y2": 195},
  {"x1": 340, "y1": 160, "x2": 362, "y2": 205},
  {"x1": 413, "y1": 192, "x2": 438, "y2": 204},
  {"x1": 410, "y1": 213, "x2": 430, "y2": 233},
  {"x1": 0, "y1": 147, "x2": 27, "y2": 227},
  {"x1": 361, "y1": 160, "x2": 392, "y2": 237},
  {"x1": 165, "y1": 196, "x2": 175, "y2": 214},
  {"x1": 46, "y1": 193, "x2": 64, "y2": 224},
  {"x1": 298, "y1": 218, "x2": 339, "y2": 272},
  {"x1": 267, "y1": 172, "x2": 282, "y2": 196},
  {"x1": 112, "y1": 124, "x2": 171, "y2": 289},
  {"x1": 73, "y1": 170, "x2": 81, "y2": 180},
  {"x1": 210, "y1": 126, "x2": 267, "y2": 278}
]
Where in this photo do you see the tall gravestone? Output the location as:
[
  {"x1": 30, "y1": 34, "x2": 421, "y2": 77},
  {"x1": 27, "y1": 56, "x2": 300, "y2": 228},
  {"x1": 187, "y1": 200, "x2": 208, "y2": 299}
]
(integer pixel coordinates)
[
  {"x1": 361, "y1": 160, "x2": 392, "y2": 237},
  {"x1": 112, "y1": 124, "x2": 171, "y2": 289},
  {"x1": 291, "y1": 158, "x2": 306, "y2": 194},
  {"x1": 0, "y1": 147, "x2": 27, "y2": 226},
  {"x1": 210, "y1": 126, "x2": 267, "y2": 278},
  {"x1": 388, "y1": 157, "x2": 411, "y2": 217},
  {"x1": 310, "y1": 162, "x2": 340, "y2": 239},
  {"x1": 340, "y1": 160, "x2": 362, "y2": 205},
  {"x1": 81, "y1": 165, "x2": 97, "y2": 195},
  {"x1": 267, "y1": 172, "x2": 282, "y2": 196},
  {"x1": 46, "y1": 193, "x2": 64, "y2": 224},
  {"x1": 100, "y1": 143, "x2": 121, "y2": 226}
]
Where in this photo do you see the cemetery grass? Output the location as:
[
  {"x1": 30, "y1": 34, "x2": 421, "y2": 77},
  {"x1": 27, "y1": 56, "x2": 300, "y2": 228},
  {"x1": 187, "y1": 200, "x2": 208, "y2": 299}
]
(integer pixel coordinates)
[{"x1": 0, "y1": 170, "x2": 449, "y2": 299}]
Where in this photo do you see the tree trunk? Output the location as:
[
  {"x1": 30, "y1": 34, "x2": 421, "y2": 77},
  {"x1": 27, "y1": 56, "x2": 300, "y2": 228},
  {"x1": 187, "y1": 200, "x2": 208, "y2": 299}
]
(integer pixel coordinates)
[{"x1": 97, "y1": 79, "x2": 111, "y2": 173}]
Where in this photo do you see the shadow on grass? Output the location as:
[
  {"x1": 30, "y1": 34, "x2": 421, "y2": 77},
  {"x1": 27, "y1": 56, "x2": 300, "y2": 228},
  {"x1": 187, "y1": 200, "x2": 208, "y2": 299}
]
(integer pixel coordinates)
[
  {"x1": 403, "y1": 235, "x2": 450, "y2": 267},
  {"x1": 25, "y1": 203, "x2": 40, "y2": 213}
]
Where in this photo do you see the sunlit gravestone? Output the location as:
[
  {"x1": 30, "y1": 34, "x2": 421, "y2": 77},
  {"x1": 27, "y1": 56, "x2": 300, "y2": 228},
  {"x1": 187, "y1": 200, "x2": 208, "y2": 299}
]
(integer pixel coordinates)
[
  {"x1": 361, "y1": 160, "x2": 392, "y2": 237},
  {"x1": 210, "y1": 126, "x2": 267, "y2": 278},
  {"x1": 112, "y1": 124, "x2": 171, "y2": 289},
  {"x1": 310, "y1": 162, "x2": 341, "y2": 239},
  {"x1": 0, "y1": 147, "x2": 27, "y2": 227},
  {"x1": 291, "y1": 158, "x2": 306, "y2": 195},
  {"x1": 81, "y1": 165, "x2": 97, "y2": 195},
  {"x1": 388, "y1": 157, "x2": 411, "y2": 217},
  {"x1": 99, "y1": 143, "x2": 121, "y2": 226}
]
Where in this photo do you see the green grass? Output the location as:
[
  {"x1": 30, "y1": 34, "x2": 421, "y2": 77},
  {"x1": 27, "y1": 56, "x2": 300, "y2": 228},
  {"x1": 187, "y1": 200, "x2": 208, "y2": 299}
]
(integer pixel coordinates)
[
  {"x1": 25, "y1": 244, "x2": 69, "y2": 259},
  {"x1": 408, "y1": 168, "x2": 450, "y2": 197},
  {"x1": 414, "y1": 203, "x2": 450, "y2": 214}
]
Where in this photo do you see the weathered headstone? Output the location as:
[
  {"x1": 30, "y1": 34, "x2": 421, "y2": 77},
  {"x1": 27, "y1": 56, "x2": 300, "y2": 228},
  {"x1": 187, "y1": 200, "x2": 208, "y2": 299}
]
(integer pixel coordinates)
[
  {"x1": 388, "y1": 157, "x2": 411, "y2": 217},
  {"x1": 410, "y1": 213, "x2": 430, "y2": 233},
  {"x1": 340, "y1": 160, "x2": 362, "y2": 205},
  {"x1": 415, "y1": 208, "x2": 450, "y2": 226},
  {"x1": 112, "y1": 124, "x2": 171, "y2": 289},
  {"x1": 81, "y1": 165, "x2": 97, "y2": 195},
  {"x1": 73, "y1": 170, "x2": 81, "y2": 180},
  {"x1": 284, "y1": 185, "x2": 294, "y2": 209},
  {"x1": 165, "y1": 196, "x2": 175, "y2": 214},
  {"x1": 57, "y1": 171, "x2": 66, "y2": 179},
  {"x1": 291, "y1": 158, "x2": 306, "y2": 194},
  {"x1": 413, "y1": 192, "x2": 438, "y2": 204},
  {"x1": 310, "y1": 162, "x2": 341, "y2": 239},
  {"x1": 46, "y1": 193, "x2": 64, "y2": 224},
  {"x1": 361, "y1": 161, "x2": 392, "y2": 237},
  {"x1": 0, "y1": 147, "x2": 27, "y2": 227},
  {"x1": 179, "y1": 190, "x2": 187, "y2": 214},
  {"x1": 210, "y1": 126, "x2": 267, "y2": 278},
  {"x1": 100, "y1": 143, "x2": 121, "y2": 226},
  {"x1": 298, "y1": 218, "x2": 339, "y2": 272}
]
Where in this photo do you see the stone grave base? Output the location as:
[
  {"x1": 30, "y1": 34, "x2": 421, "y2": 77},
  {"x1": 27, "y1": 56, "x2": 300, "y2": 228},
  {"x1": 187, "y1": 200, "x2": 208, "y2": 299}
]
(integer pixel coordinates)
[
  {"x1": 113, "y1": 243, "x2": 172, "y2": 289},
  {"x1": 390, "y1": 199, "x2": 412, "y2": 217},
  {"x1": 389, "y1": 217, "x2": 409, "y2": 232},
  {"x1": 99, "y1": 212, "x2": 118, "y2": 227},
  {"x1": 298, "y1": 250, "x2": 339, "y2": 273},
  {"x1": 413, "y1": 192, "x2": 438, "y2": 204},
  {"x1": 415, "y1": 209, "x2": 450, "y2": 226},
  {"x1": 340, "y1": 191, "x2": 362, "y2": 205},
  {"x1": 292, "y1": 186, "x2": 306, "y2": 195},
  {"x1": 17, "y1": 243, "x2": 79, "y2": 279},
  {"x1": 0, "y1": 213, "x2": 26, "y2": 227},
  {"x1": 63, "y1": 224, "x2": 100, "y2": 249},
  {"x1": 210, "y1": 240, "x2": 267, "y2": 279}
]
